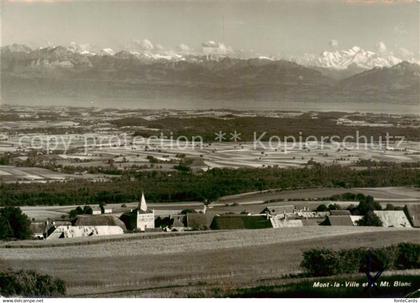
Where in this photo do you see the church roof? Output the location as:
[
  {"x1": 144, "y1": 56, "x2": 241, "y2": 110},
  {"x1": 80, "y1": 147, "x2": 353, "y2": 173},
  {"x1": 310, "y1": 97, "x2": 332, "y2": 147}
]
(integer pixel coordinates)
[{"x1": 138, "y1": 193, "x2": 149, "y2": 212}]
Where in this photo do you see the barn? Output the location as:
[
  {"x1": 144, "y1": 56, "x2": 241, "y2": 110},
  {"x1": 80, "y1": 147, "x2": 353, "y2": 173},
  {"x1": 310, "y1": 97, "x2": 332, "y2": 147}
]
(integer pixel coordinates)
[
  {"x1": 170, "y1": 214, "x2": 186, "y2": 229},
  {"x1": 186, "y1": 213, "x2": 215, "y2": 230},
  {"x1": 47, "y1": 225, "x2": 125, "y2": 240},
  {"x1": 73, "y1": 215, "x2": 127, "y2": 232},
  {"x1": 46, "y1": 214, "x2": 126, "y2": 239},
  {"x1": 350, "y1": 215, "x2": 363, "y2": 225},
  {"x1": 330, "y1": 210, "x2": 351, "y2": 216},
  {"x1": 323, "y1": 215, "x2": 354, "y2": 226},
  {"x1": 405, "y1": 204, "x2": 420, "y2": 227},
  {"x1": 210, "y1": 215, "x2": 272, "y2": 230},
  {"x1": 30, "y1": 222, "x2": 47, "y2": 239},
  {"x1": 270, "y1": 217, "x2": 303, "y2": 228},
  {"x1": 373, "y1": 211, "x2": 412, "y2": 228}
]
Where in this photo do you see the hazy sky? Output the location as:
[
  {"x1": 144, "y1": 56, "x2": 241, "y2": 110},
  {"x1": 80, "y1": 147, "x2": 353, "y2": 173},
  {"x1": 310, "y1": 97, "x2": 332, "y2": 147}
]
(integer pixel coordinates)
[{"x1": 1, "y1": 0, "x2": 419, "y2": 56}]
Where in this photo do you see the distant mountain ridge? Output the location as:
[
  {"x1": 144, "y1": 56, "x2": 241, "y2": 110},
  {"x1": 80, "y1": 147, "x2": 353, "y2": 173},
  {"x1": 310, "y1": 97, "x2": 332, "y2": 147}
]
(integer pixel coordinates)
[
  {"x1": 1, "y1": 44, "x2": 419, "y2": 105},
  {"x1": 338, "y1": 61, "x2": 420, "y2": 97},
  {"x1": 3, "y1": 43, "x2": 418, "y2": 68},
  {"x1": 297, "y1": 46, "x2": 409, "y2": 70}
]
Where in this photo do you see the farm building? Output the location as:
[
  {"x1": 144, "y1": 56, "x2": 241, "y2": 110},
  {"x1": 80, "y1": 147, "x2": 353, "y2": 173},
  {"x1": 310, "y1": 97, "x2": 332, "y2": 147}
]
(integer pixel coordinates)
[
  {"x1": 210, "y1": 215, "x2": 272, "y2": 230},
  {"x1": 373, "y1": 211, "x2": 412, "y2": 228},
  {"x1": 91, "y1": 206, "x2": 102, "y2": 215},
  {"x1": 405, "y1": 204, "x2": 420, "y2": 227},
  {"x1": 155, "y1": 209, "x2": 182, "y2": 217},
  {"x1": 350, "y1": 215, "x2": 363, "y2": 225},
  {"x1": 323, "y1": 215, "x2": 354, "y2": 226},
  {"x1": 103, "y1": 206, "x2": 113, "y2": 214},
  {"x1": 330, "y1": 210, "x2": 351, "y2": 216},
  {"x1": 46, "y1": 214, "x2": 127, "y2": 239},
  {"x1": 30, "y1": 222, "x2": 47, "y2": 239},
  {"x1": 260, "y1": 205, "x2": 295, "y2": 215},
  {"x1": 170, "y1": 214, "x2": 186, "y2": 229},
  {"x1": 186, "y1": 213, "x2": 215, "y2": 230},
  {"x1": 47, "y1": 225, "x2": 124, "y2": 240},
  {"x1": 52, "y1": 220, "x2": 72, "y2": 228},
  {"x1": 270, "y1": 216, "x2": 303, "y2": 228},
  {"x1": 73, "y1": 215, "x2": 127, "y2": 232},
  {"x1": 136, "y1": 193, "x2": 155, "y2": 231},
  {"x1": 299, "y1": 211, "x2": 329, "y2": 218},
  {"x1": 301, "y1": 217, "x2": 324, "y2": 226}
]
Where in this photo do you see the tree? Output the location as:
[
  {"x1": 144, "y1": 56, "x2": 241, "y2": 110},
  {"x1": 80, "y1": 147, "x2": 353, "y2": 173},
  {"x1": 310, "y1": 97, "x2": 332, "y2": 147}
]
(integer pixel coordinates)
[
  {"x1": 385, "y1": 203, "x2": 395, "y2": 210},
  {"x1": 174, "y1": 164, "x2": 191, "y2": 173},
  {"x1": 99, "y1": 202, "x2": 106, "y2": 214},
  {"x1": 0, "y1": 155, "x2": 10, "y2": 165},
  {"x1": 356, "y1": 211, "x2": 383, "y2": 226},
  {"x1": 0, "y1": 207, "x2": 32, "y2": 240},
  {"x1": 0, "y1": 270, "x2": 66, "y2": 297},
  {"x1": 353, "y1": 196, "x2": 381, "y2": 215},
  {"x1": 69, "y1": 205, "x2": 93, "y2": 219},
  {"x1": 396, "y1": 243, "x2": 420, "y2": 269},
  {"x1": 83, "y1": 205, "x2": 93, "y2": 215},
  {"x1": 180, "y1": 209, "x2": 196, "y2": 215},
  {"x1": 316, "y1": 204, "x2": 328, "y2": 212},
  {"x1": 328, "y1": 203, "x2": 341, "y2": 211},
  {"x1": 120, "y1": 211, "x2": 137, "y2": 231},
  {"x1": 346, "y1": 204, "x2": 356, "y2": 212},
  {"x1": 0, "y1": 216, "x2": 12, "y2": 239},
  {"x1": 301, "y1": 249, "x2": 340, "y2": 276},
  {"x1": 155, "y1": 216, "x2": 172, "y2": 228}
]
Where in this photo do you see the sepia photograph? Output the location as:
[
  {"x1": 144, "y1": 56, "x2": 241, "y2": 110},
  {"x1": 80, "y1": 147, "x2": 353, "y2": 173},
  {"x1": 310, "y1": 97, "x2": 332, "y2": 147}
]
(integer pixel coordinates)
[{"x1": 0, "y1": 0, "x2": 419, "y2": 300}]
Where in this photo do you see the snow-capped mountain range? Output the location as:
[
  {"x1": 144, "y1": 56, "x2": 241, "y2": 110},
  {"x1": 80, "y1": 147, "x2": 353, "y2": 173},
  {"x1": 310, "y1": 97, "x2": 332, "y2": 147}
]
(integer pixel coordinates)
[
  {"x1": 2, "y1": 42, "x2": 419, "y2": 106},
  {"x1": 296, "y1": 46, "x2": 417, "y2": 70},
  {"x1": 2, "y1": 42, "x2": 418, "y2": 70}
]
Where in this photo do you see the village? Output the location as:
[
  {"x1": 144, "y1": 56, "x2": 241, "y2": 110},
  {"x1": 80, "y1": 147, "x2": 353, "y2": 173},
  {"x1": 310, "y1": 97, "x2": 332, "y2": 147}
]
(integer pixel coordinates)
[{"x1": 27, "y1": 190, "x2": 419, "y2": 241}]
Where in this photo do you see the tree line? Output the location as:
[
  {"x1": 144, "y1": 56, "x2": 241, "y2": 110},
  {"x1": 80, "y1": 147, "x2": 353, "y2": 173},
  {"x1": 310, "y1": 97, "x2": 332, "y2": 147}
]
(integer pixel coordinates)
[
  {"x1": 301, "y1": 243, "x2": 420, "y2": 277},
  {"x1": 0, "y1": 165, "x2": 419, "y2": 206}
]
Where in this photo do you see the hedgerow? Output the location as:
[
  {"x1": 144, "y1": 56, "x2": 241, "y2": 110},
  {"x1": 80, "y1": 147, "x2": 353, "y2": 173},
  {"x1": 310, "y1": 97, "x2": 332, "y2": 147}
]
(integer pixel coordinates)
[{"x1": 301, "y1": 243, "x2": 420, "y2": 276}]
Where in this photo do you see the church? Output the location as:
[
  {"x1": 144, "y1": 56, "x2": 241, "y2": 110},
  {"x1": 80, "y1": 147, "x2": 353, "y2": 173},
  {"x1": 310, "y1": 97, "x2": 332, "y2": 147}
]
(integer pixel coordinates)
[{"x1": 136, "y1": 193, "x2": 155, "y2": 231}]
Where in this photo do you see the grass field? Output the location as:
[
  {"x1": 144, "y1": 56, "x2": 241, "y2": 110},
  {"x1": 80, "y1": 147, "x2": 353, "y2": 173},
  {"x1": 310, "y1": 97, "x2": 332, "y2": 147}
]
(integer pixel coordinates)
[
  {"x1": 0, "y1": 227, "x2": 419, "y2": 297},
  {"x1": 220, "y1": 187, "x2": 420, "y2": 204},
  {"x1": 218, "y1": 273, "x2": 420, "y2": 298},
  {"x1": 18, "y1": 186, "x2": 420, "y2": 221}
]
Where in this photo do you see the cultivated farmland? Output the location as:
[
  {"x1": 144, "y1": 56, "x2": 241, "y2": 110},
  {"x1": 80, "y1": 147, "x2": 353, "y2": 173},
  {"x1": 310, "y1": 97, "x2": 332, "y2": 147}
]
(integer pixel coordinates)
[{"x1": 0, "y1": 227, "x2": 419, "y2": 297}]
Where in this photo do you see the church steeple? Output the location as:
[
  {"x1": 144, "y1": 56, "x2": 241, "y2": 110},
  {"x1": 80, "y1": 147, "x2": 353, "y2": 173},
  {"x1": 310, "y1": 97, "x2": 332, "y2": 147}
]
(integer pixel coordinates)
[
  {"x1": 139, "y1": 192, "x2": 148, "y2": 212},
  {"x1": 136, "y1": 192, "x2": 155, "y2": 231}
]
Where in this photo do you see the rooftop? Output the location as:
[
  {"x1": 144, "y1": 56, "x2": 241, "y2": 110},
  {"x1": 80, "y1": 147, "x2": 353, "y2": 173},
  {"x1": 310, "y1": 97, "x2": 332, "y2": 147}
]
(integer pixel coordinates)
[
  {"x1": 73, "y1": 215, "x2": 127, "y2": 231},
  {"x1": 325, "y1": 215, "x2": 354, "y2": 226},
  {"x1": 406, "y1": 204, "x2": 420, "y2": 227}
]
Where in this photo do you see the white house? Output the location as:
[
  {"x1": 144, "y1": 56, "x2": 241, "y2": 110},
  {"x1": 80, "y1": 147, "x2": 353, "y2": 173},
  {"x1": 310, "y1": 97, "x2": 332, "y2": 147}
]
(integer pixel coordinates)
[
  {"x1": 136, "y1": 193, "x2": 155, "y2": 231},
  {"x1": 91, "y1": 206, "x2": 102, "y2": 215},
  {"x1": 103, "y1": 207, "x2": 113, "y2": 214}
]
